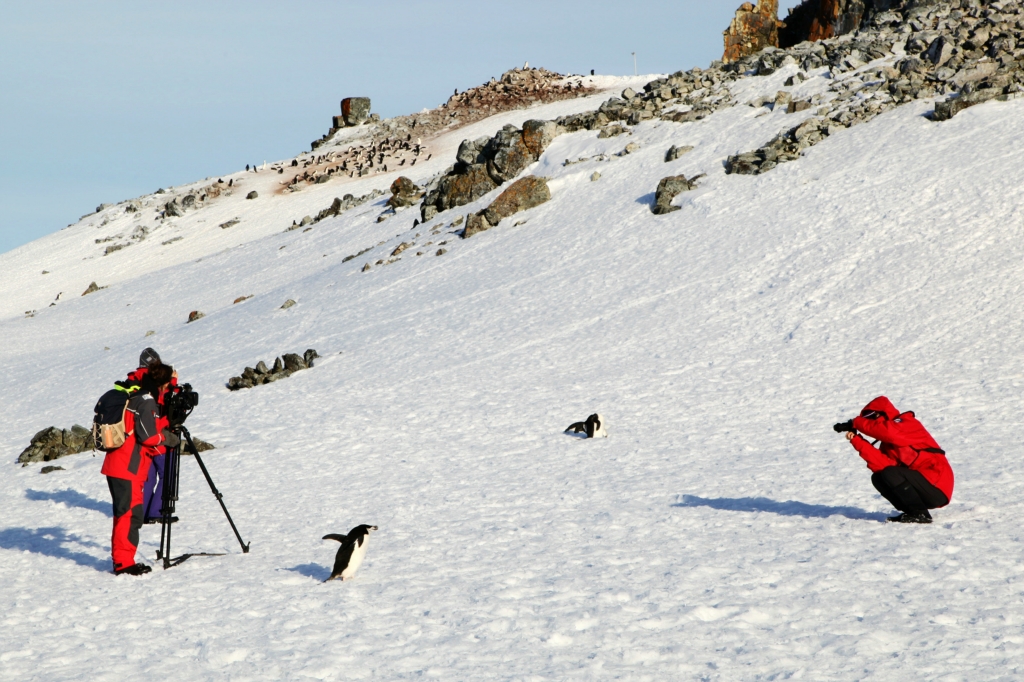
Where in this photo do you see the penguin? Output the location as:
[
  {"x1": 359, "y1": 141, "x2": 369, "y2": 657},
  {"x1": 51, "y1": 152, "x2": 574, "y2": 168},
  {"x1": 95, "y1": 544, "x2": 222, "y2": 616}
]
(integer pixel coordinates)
[
  {"x1": 323, "y1": 525, "x2": 378, "y2": 582},
  {"x1": 564, "y1": 413, "x2": 608, "y2": 439}
]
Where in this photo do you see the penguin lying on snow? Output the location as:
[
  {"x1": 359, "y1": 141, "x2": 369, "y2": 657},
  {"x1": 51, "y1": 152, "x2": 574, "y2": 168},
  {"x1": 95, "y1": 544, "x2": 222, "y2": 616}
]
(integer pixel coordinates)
[
  {"x1": 564, "y1": 413, "x2": 608, "y2": 438},
  {"x1": 323, "y1": 525, "x2": 378, "y2": 582}
]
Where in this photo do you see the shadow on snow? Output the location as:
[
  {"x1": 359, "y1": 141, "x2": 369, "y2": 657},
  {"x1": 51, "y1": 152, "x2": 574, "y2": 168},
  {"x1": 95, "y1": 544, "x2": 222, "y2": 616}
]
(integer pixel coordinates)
[
  {"x1": 0, "y1": 526, "x2": 110, "y2": 571},
  {"x1": 674, "y1": 494, "x2": 887, "y2": 522},
  {"x1": 26, "y1": 488, "x2": 112, "y2": 517},
  {"x1": 284, "y1": 563, "x2": 331, "y2": 581}
]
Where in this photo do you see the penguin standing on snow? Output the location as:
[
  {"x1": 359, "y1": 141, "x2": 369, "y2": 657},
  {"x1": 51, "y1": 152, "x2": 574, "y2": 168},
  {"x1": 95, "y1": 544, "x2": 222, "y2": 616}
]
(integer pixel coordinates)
[
  {"x1": 564, "y1": 413, "x2": 608, "y2": 439},
  {"x1": 323, "y1": 525, "x2": 378, "y2": 582}
]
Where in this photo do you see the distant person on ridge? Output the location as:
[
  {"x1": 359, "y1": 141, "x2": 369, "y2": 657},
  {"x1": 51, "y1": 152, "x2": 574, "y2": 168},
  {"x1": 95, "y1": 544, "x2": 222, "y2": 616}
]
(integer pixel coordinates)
[
  {"x1": 834, "y1": 396, "x2": 953, "y2": 524},
  {"x1": 101, "y1": 362, "x2": 179, "y2": 575}
]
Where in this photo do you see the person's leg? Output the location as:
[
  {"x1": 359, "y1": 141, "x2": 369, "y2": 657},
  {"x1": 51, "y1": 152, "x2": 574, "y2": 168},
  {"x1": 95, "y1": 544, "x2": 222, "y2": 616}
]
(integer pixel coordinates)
[
  {"x1": 871, "y1": 467, "x2": 910, "y2": 511},
  {"x1": 142, "y1": 457, "x2": 158, "y2": 521},
  {"x1": 142, "y1": 454, "x2": 165, "y2": 521},
  {"x1": 107, "y1": 476, "x2": 137, "y2": 572},
  {"x1": 872, "y1": 467, "x2": 947, "y2": 522}
]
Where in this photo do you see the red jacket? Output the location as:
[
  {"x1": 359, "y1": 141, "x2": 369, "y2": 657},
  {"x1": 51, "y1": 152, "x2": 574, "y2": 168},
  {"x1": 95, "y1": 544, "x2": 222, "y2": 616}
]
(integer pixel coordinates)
[
  {"x1": 125, "y1": 367, "x2": 174, "y2": 456},
  {"x1": 850, "y1": 396, "x2": 954, "y2": 503},
  {"x1": 100, "y1": 392, "x2": 167, "y2": 480}
]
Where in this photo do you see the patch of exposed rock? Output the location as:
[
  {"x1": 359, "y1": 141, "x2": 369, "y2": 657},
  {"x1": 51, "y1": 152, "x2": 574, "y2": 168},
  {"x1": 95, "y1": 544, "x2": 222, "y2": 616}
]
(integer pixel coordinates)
[
  {"x1": 227, "y1": 349, "x2": 320, "y2": 391},
  {"x1": 18, "y1": 426, "x2": 92, "y2": 466},
  {"x1": 651, "y1": 175, "x2": 704, "y2": 215},
  {"x1": 463, "y1": 176, "x2": 551, "y2": 238},
  {"x1": 724, "y1": 1, "x2": 783, "y2": 63}
]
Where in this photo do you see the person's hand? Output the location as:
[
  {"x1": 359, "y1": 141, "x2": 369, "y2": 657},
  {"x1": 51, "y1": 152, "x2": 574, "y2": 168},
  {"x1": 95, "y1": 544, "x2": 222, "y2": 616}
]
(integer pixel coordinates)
[
  {"x1": 845, "y1": 431, "x2": 855, "y2": 441},
  {"x1": 161, "y1": 429, "x2": 180, "y2": 448}
]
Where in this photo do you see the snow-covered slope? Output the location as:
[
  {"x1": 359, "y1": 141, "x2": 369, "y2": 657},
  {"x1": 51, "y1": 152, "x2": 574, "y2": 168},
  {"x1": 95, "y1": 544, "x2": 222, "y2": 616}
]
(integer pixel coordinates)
[{"x1": 2, "y1": 62, "x2": 1024, "y2": 680}]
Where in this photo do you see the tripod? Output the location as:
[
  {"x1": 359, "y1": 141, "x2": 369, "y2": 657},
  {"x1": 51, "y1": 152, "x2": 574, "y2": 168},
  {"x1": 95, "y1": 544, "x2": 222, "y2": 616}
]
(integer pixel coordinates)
[{"x1": 156, "y1": 425, "x2": 250, "y2": 569}]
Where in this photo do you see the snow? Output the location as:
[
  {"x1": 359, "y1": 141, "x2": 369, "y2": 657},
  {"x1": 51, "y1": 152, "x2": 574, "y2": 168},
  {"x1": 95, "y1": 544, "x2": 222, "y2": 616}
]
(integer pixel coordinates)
[{"x1": 2, "y1": 67, "x2": 1024, "y2": 680}]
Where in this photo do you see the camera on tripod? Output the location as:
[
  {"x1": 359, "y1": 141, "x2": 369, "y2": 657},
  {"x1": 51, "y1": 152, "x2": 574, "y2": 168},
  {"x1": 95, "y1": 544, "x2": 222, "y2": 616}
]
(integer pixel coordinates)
[{"x1": 165, "y1": 383, "x2": 199, "y2": 428}]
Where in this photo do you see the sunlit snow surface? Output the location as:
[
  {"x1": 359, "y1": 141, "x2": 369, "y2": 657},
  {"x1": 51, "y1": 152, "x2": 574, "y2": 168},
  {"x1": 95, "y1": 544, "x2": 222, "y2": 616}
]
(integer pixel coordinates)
[{"x1": 1, "y1": 67, "x2": 1023, "y2": 680}]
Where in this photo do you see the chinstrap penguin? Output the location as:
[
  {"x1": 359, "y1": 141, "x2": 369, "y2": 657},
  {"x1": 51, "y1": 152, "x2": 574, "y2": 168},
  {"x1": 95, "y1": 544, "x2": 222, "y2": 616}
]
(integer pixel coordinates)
[
  {"x1": 323, "y1": 524, "x2": 378, "y2": 582},
  {"x1": 564, "y1": 413, "x2": 608, "y2": 438}
]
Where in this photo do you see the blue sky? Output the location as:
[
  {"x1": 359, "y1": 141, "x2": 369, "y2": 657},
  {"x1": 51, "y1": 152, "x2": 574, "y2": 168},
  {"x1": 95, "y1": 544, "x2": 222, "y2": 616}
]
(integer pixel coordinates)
[{"x1": 0, "y1": 1, "x2": 803, "y2": 254}]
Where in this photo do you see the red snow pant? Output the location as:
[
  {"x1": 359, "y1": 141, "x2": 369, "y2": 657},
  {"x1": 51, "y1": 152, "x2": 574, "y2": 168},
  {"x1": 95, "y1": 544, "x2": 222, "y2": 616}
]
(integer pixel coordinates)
[{"x1": 107, "y1": 475, "x2": 145, "y2": 571}]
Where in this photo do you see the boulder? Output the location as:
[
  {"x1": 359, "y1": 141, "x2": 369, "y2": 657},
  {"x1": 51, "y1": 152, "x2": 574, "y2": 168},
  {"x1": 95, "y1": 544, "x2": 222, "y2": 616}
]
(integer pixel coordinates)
[
  {"x1": 282, "y1": 353, "x2": 307, "y2": 372},
  {"x1": 17, "y1": 425, "x2": 92, "y2": 466},
  {"x1": 665, "y1": 145, "x2": 694, "y2": 162},
  {"x1": 651, "y1": 175, "x2": 696, "y2": 215},
  {"x1": 82, "y1": 282, "x2": 102, "y2": 296},
  {"x1": 164, "y1": 199, "x2": 185, "y2": 217},
  {"x1": 457, "y1": 137, "x2": 492, "y2": 165},
  {"x1": 246, "y1": 191, "x2": 258, "y2": 200},
  {"x1": 386, "y1": 176, "x2": 424, "y2": 209},
  {"x1": 481, "y1": 176, "x2": 551, "y2": 227},
  {"x1": 227, "y1": 349, "x2": 317, "y2": 390},
  {"x1": 341, "y1": 97, "x2": 371, "y2": 126},
  {"x1": 487, "y1": 126, "x2": 535, "y2": 184},
  {"x1": 463, "y1": 212, "x2": 492, "y2": 238},
  {"x1": 424, "y1": 164, "x2": 499, "y2": 219},
  {"x1": 187, "y1": 310, "x2": 205, "y2": 323},
  {"x1": 280, "y1": 299, "x2": 297, "y2": 309},
  {"x1": 521, "y1": 120, "x2": 560, "y2": 157}
]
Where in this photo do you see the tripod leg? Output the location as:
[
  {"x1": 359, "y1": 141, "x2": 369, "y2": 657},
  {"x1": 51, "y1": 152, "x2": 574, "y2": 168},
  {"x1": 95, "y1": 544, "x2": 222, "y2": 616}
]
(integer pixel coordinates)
[{"x1": 180, "y1": 427, "x2": 250, "y2": 554}]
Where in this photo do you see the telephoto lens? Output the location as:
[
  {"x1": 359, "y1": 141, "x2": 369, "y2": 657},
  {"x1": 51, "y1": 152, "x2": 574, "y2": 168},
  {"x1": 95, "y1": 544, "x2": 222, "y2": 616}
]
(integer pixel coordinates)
[{"x1": 833, "y1": 420, "x2": 854, "y2": 433}]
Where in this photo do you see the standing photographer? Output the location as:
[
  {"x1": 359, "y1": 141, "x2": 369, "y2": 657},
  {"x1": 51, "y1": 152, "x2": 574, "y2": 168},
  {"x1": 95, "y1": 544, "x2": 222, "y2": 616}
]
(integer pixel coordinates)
[
  {"x1": 127, "y1": 348, "x2": 180, "y2": 524},
  {"x1": 100, "y1": 363, "x2": 179, "y2": 575},
  {"x1": 835, "y1": 396, "x2": 954, "y2": 524}
]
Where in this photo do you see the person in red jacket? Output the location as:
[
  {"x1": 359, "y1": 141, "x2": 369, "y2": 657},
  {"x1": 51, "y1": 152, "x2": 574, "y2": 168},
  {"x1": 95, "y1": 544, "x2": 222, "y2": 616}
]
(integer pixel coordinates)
[
  {"x1": 129, "y1": 348, "x2": 180, "y2": 524},
  {"x1": 100, "y1": 363, "x2": 179, "y2": 575},
  {"x1": 835, "y1": 396, "x2": 954, "y2": 524}
]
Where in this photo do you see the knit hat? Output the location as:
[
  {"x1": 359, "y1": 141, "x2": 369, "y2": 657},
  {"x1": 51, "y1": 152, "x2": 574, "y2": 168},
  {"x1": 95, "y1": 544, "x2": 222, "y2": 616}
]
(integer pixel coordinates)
[{"x1": 139, "y1": 347, "x2": 162, "y2": 368}]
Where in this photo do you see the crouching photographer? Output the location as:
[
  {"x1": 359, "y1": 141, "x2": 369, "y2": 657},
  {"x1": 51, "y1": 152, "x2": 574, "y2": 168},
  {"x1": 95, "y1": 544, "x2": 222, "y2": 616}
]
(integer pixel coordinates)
[{"x1": 834, "y1": 396, "x2": 954, "y2": 524}]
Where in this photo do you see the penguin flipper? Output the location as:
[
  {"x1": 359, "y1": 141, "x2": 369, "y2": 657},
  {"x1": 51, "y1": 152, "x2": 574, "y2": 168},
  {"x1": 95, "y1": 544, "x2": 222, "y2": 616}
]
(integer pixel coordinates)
[
  {"x1": 564, "y1": 421, "x2": 586, "y2": 434},
  {"x1": 323, "y1": 533, "x2": 347, "y2": 543}
]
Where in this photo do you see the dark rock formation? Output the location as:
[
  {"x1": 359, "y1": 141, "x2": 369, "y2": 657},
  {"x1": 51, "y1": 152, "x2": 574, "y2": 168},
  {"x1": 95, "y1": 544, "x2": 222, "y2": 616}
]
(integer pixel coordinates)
[
  {"x1": 18, "y1": 425, "x2": 92, "y2": 466},
  {"x1": 227, "y1": 349, "x2": 319, "y2": 390},
  {"x1": 187, "y1": 310, "x2": 205, "y2": 323},
  {"x1": 665, "y1": 145, "x2": 694, "y2": 162},
  {"x1": 421, "y1": 120, "x2": 562, "y2": 221},
  {"x1": 723, "y1": 1, "x2": 782, "y2": 63},
  {"x1": 81, "y1": 282, "x2": 103, "y2": 296},
  {"x1": 246, "y1": 191, "x2": 258, "y2": 200}
]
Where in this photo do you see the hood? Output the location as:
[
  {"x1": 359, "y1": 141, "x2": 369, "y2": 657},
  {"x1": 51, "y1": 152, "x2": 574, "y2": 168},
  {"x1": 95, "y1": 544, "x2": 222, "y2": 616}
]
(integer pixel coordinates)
[{"x1": 861, "y1": 396, "x2": 899, "y2": 420}]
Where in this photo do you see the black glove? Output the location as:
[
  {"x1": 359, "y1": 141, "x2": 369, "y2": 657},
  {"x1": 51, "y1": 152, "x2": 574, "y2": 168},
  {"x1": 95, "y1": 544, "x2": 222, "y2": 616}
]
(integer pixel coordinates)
[
  {"x1": 833, "y1": 420, "x2": 854, "y2": 433},
  {"x1": 162, "y1": 429, "x2": 181, "y2": 447}
]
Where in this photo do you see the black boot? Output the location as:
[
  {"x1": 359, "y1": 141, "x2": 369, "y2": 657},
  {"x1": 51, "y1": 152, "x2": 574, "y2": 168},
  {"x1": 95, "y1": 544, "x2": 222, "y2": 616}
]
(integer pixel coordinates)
[
  {"x1": 887, "y1": 510, "x2": 932, "y2": 524},
  {"x1": 115, "y1": 563, "x2": 153, "y2": 576}
]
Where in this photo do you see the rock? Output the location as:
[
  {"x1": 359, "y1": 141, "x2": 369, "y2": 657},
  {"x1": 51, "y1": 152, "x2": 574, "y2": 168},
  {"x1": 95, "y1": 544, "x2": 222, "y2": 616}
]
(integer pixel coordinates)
[
  {"x1": 462, "y1": 212, "x2": 492, "y2": 238},
  {"x1": 933, "y1": 89, "x2": 1001, "y2": 121},
  {"x1": 436, "y1": 248, "x2": 447, "y2": 256},
  {"x1": 487, "y1": 126, "x2": 535, "y2": 184},
  {"x1": 255, "y1": 361, "x2": 269, "y2": 375},
  {"x1": 303, "y1": 349, "x2": 320, "y2": 367},
  {"x1": 779, "y1": 0, "x2": 866, "y2": 47},
  {"x1": 521, "y1": 120, "x2": 560, "y2": 157},
  {"x1": 622, "y1": 88, "x2": 637, "y2": 100},
  {"x1": 282, "y1": 353, "x2": 308, "y2": 372},
  {"x1": 187, "y1": 310, "x2": 205, "y2": 323},
  {"x1": 620, "y1": 142, "x2": 640, "y2": 155},
  {"x1": 300, "y1": 215, "x2": 313, "y2": 226},
  {"x1": 81, "y1": 282, "x2": 102, "y2": 296},
  {"x1": 651, "y1": 175, "x2": 696, "y2": 215},
  {"x1": 422, "y1": 164, "x2": 499, "y2": 220},
  {"x1": 391, "y1": 242, "x2": 412, "y2": 257},
  {"x1": 246, "y1": 191, "x2": 258, "y2": 200},
  {"x1": 40, "y1": 466, "x2": 65, "y2": 474},
  {"x1": 315, "y1": 175, "x2": 330, "y2": 184},
  {"x1": 925, "y1": 36, "x2": 954, "y2": 67},
  {"x1": 481, "y1": 176, "x2": 551, "y2": 227},
  {"x1": 591, "y1": 171, "x2": 601, "y2": 181},
  {"x1": 362, "y1": 263, "x2": 371, "y2": 272},
  {"x1": 233, "y1": 295, "x2": 252, "y2": 304},
  {"x1": 386, "y1": 176, "x2": 424, "y2": 209},
  {"x1": 280, "y1": 299, "x2": 296, "y2": 309},
  {"x1": 457, "y1": 137, "x2": 492, "y2": 165},
  {"x1": 190, "y1": 437, "x2": 216, "y2": 453},
  {"x1": 164, "y1": 199, "x2": 185, "y2": 217},
  {"x1": 665, "y1": 145, "x2": 694, "y2": 162},
  {"x1": 775, "y1": 90, "x2": 793, "y2": 107},
  {"x1": 341, "y1": 97, "x2": 371, "y2": 126},
  {"x1": 787, "y1": 100, "x2": 813, "y2": 114},
  {"x1": 723, "y1": 1, "x2": 782, "y2": 63},
  {"x1": 597, "y1": 124, "x2": 627, "y2": 138},
  {"x1": 17, "y1": 424, "x2": 92, "y2": 466},
  {"x1": 219, "y1": 219, "x2": 240, "y2": 229}
]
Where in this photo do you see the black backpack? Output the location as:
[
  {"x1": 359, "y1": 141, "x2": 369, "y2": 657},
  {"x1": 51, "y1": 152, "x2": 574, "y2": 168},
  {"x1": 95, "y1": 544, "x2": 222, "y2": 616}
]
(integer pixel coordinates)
[{"x1": 92, "y1": 385, "x2": 138, "y2": 451}]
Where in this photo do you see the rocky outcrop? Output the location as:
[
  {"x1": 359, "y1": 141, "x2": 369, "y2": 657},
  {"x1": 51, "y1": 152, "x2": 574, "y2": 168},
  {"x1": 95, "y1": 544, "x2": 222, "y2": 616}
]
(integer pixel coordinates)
[
  {"x1": 18, "y1": 426, "x2": 92, "y2": 466},
  {"x1": 723, "y1": 1, "x2": 782, "y2": 63},
  {"x1": 421, "y1": 121, "x2": 562, "y2": 221},
  {"x1": 462, "y1": 176, "x2": 552, "y2": 238},
  {"x1": 341, "y1": 97, "x2": 371, "y2": 126},
  {"x1": 227, "y1": 349, "x2": 320, "y2": 391}
]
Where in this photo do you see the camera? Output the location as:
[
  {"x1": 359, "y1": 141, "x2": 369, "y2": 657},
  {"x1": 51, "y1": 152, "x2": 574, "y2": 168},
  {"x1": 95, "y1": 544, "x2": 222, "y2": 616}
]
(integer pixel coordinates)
[
  {"x1": 833, "y1": 420, "x2": 854, "y2": 433},
  {"x1": 165, "y1": 383, "x2": 199, "y2": 427}
]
